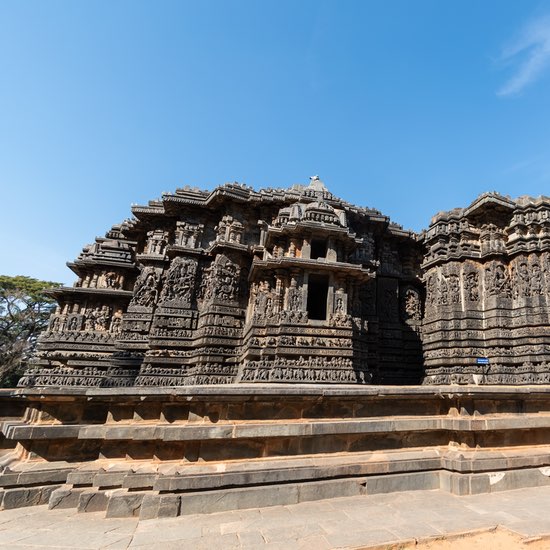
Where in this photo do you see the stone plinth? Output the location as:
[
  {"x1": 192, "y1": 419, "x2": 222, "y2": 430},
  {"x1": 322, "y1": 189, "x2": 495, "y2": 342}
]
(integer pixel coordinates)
[{"x1": 3, "y1": 385, "x2": 550, "y2": 517}]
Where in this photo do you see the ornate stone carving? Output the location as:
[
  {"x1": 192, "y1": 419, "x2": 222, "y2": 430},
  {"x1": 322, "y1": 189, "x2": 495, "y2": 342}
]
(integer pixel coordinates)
[
  {"x1": 130, "y1": 267, "x2": 160, "y2": 308},
  {"x1": 200, "y1": 255, "x2": 241, "y2": 303},
  {"x1": 401, "y1": 286, "x2": 422, "y2": 322},
  {"x1": 448, "y1": 274, "x2": 460, "y2": 304},
  {"x1": 158, "y1": 257, "x2": 197, "y2": 307},
  {"x1": 422, "y1": 193, "x2": 550, "y2": 385},
  {"x1": 465, "y1": 270, "x2": 479, "y2": 302},
  {"x1": 485, "y1": 261, "x2": 511, "y2": 298},
  {"x1": 22, "y1": 177, "x2": 483, "y2": 388},
  {"x1": 214, "y1": 216, "x2": 244, "y2": 244},
  {"x1": 241, "y1": 356, "x2": 370, "y2": 384},
  {"x1": 175, "y1": 221, "x2": 204, "y2": 248},
  {"x1": 145, "y1": 230, "x2": 169, "y2": 255}
]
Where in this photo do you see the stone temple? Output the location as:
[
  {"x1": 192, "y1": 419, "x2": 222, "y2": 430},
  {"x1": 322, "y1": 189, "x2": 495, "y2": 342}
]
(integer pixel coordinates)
[
  {"x1": 2, "y1": 178, "x2": 550, "y2": 519},
  {"x1": 21, "y1": 176, "x2": 425, "y2": 388},
  {"x1": 20, "y1": 178, "x2": 550, "y2": 388}
]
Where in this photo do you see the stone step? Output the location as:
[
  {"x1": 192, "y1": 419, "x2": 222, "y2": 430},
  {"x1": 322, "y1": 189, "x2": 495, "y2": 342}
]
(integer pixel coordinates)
[
  {"x1": 47, "y1": 462, "x2": 550, "y2": 519},
  {"x1": 6, "y1": 413, "x2": 550, "y2": 443},
  {"x1": 28, "y1": 444, "x2": 550, "y2": 518}
]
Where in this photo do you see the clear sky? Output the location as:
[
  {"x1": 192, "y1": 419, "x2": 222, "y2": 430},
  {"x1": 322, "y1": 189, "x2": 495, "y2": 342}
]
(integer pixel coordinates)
[{"x1": 1, "y1": 0, "x2": 550, "y2": 285}]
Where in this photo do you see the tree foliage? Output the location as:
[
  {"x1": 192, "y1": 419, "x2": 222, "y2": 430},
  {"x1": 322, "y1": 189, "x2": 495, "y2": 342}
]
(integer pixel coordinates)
[{"x1": 0, "y1": 275, "x2": 61, "y2": 387}]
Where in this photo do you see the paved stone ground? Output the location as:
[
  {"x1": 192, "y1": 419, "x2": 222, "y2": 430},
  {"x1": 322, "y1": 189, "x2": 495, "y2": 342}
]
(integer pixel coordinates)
[{"x1": 1, "y1": 486, "x2": 550, "y2": 549}]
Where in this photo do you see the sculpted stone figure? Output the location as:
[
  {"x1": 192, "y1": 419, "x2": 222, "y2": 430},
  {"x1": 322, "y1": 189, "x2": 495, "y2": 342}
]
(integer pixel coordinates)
[
  {"x1": 200, "y1": 255, "x2": 241, "y2": 304},
  {"x1": 402, "y1": 287, "x2": 422, "y2": 322},
  {"x1": 158, "y1": 257, "x2": 197, "y2": 306},
  {"x1": 104, "y1": 271, "x2": 120, "y2": 289},
  {"x1": 146, "y1": 230, "x2": 168, "y2": 255},
  {"x1": 465, "y1": 271, "x2": 479, "y2": 302},
  {"x1": 130, "y1": 268, "x2": 160, "y2": 308}
]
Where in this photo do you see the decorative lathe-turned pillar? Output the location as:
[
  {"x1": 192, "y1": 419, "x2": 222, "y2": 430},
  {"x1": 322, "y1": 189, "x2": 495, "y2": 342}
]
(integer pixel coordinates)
[{"x1": 421, "y1": 193, "x2": 550, "y2": 384}]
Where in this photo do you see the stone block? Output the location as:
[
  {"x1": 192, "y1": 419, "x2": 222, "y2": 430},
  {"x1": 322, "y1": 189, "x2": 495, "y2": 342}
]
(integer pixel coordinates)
[
  {"x1": 2, "y1": 487, "x2": 43, "y2": 509},
  {"x1": 444, "y1": 472, "x2": 490, "y2": 496},
  {"x1": 0, "y1": 472, "x2": 20, "y2": 487},
  {"x1": 77, "y1": 489, "x2": 109, "y2": 512},
  {"x1": 139, "y1": 493, "x2": 180, "y2": 519},
  {"x1": 297, "y1": 479, "x2": 363, "y2": 502},
  {"x1": 18, "y1": 468, "x2": 72, "y2": 486},
  {"x1": 488, "y1": 468, "x2": 550, "y2": 493},
  {"x1": 105, "y1": 490, "x2": 144, "y2": 518},
  {"x1": 78, "y1": 426, "x2": 107, "y2": 439},
  {"x1": 123, "y1": 473, "x2": 157, "y2": 489},
  {"x1": 180, "y1": 484, "x2": 300, "y2": 515},
  {"x1": 32, "y1": 425, "x2": 82, "y2": 439},
  {"x1": 233, "y1": 423, "x2": 307, "y2": 439},
  {"x1": 67, "y1": 470, "x2": 96, "y2": 486},
  {"x1": 48, "y1": 486, "x2": 85, "y2": 509},
  {"x1": 93, "y1": 472, "x2": 126, "y2": 488},
  {"x1": 163, "y1": 425, "x2": 233, "y2": 441},
  {"x1": 363, "y1": 471, "x2": 440, "y2": 495},
  {"x1": 37, "y1": 484, "x2": 61, "y2": 504}
]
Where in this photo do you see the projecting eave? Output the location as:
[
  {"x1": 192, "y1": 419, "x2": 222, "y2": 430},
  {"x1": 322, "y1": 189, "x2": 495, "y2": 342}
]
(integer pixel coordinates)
[
  {"x1": 267, "y1": 222, "x2": 354, "y2": 240},
  {"x1": 464, "y1": 193, "x2": 515, "y2": 220},
  {"x1": 515, "y1": 195, "x2": 550, "y2": 208},
  {"x1": 162, "y1": 193, "x2": 208, "y2": 212},
  {"x1": 429, "y1": 207, "x2": 465, "y2": 226},
  {"x1": 250, "y1": 257, "x2": 375, "y2": 281},
  {"x1": 67, "y1": 260, "x2": 137, "y2": 276},
  {"x1": 47, "y1": 287, "x2": 134, "y2": 300},
  {"x1": 130, "y1": 199, "x2": 166, "y2": 220},
  {"x1": 387, "y1": 224, "x2": 418, "y2": 240}
]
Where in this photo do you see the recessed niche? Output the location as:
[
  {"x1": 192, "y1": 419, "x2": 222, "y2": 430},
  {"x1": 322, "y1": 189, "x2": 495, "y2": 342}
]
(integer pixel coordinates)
[{"x1": 307, "y1": 274, "x2": 329, "y2": 320}]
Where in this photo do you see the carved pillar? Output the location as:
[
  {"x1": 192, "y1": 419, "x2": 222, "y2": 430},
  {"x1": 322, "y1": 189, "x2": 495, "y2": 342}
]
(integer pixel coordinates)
[
  {"x1": 302, "y1": 237, "x2": 311, "y2": 259},
  {"x1": 274, "y1": 271, "x2": 285, "y2": 314},
  {"x1": 326, "y1": 237, "x2": 337, "y2": 262}
]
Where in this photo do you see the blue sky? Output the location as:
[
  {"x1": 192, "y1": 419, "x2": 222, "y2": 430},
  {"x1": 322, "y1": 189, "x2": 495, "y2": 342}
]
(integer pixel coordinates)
[{"x1": 1, "y1": 0, "x2": 550, "y2": 285}]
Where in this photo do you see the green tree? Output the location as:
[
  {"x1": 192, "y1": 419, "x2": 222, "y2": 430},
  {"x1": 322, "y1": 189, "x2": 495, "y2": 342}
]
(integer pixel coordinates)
[{"x1": 0, "y1": 275, "x2": 61, "y2": 387}]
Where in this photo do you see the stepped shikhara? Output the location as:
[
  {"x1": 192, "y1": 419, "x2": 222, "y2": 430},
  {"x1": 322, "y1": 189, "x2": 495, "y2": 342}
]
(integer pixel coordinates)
[{"x1": 18, "y1": 180, "x2": 550, "y2": 388}]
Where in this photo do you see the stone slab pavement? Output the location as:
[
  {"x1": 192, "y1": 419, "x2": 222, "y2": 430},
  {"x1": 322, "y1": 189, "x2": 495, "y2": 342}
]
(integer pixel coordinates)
[{"x1": 2, "y1": 486, "x2": 550, "y2": 549}]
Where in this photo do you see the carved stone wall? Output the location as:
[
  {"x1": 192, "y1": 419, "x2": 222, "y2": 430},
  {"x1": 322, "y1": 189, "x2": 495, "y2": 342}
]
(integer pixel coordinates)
[
  {"x1": 18, "y1": 224, "x2": 137, "y2": 388},
  {"x1": 20, "y1": 178, "x2": 423, "y2": 387},
  {"x1": 421, "y1": 193, "x2": 550, "y2": 384}
]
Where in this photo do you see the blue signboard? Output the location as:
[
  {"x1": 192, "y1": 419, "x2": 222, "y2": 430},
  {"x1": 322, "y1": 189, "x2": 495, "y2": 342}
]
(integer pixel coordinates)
[{"x1": 476, "y1": 357, "x2": 490, "y2": 365}]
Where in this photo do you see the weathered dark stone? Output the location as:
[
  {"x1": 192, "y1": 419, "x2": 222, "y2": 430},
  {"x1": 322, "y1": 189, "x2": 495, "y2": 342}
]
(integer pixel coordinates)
[
  {"x1": 2, "y1": 485, "x2": 60, "y2": 509},
  {"x1": 139, "y1": 494, "x2": 180, "y2": 520},
  {"x1": 4, "y1": 386, "x2": 550, "y2": 516},
  {"x1": 105, "y1": 490, "x2": 144, "y2": 518},
  {"x1": 19, "y1": 177, "x2": 425, "y2": 388},
  {"x1": 2, "y1": 182, "x2": 550, "y2": 519},
  {"x1": 48, "y1": 486, "x2": 84, "y2": 509},
  {"x1": 77, "y1": 489, "x2": 109, "y2": 513},
  {"x1": 422, "y1": 193, "x2": 550, "y2": 385}
]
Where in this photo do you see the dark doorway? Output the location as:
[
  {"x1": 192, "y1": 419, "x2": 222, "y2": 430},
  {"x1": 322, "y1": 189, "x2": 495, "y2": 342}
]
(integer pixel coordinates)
[
  {"x1": 307, "y1": 274, "x2": 329, "y2": 320},
  {"x1": 310, "y1": 239, "x2": 327, "y2": 260}
]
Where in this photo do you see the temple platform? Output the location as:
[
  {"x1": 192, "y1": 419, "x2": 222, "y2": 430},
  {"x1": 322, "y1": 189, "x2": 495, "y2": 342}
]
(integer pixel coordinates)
[{"x1": 2, "y1": 385, "x2": 550, "y2": 519}]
